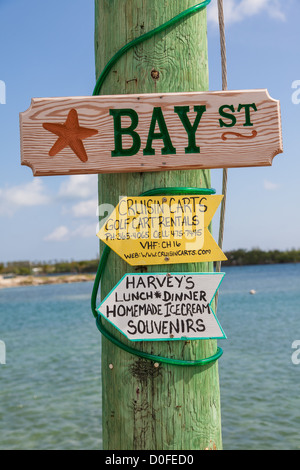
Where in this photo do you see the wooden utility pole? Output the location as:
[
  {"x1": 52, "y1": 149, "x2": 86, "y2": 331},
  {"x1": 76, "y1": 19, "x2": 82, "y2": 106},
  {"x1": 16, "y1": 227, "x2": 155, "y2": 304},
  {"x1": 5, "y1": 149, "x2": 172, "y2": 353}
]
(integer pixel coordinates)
[{"x1": 95, "y1": 0, "x2": 222, "y2": 450}]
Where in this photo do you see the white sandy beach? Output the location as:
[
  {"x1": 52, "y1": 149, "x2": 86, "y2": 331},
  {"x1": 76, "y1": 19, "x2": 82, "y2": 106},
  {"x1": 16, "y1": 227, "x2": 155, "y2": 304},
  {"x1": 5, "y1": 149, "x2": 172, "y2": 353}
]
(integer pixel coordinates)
[{"x1": 0, "y1": 274, "x2": 95, "y2": 289}]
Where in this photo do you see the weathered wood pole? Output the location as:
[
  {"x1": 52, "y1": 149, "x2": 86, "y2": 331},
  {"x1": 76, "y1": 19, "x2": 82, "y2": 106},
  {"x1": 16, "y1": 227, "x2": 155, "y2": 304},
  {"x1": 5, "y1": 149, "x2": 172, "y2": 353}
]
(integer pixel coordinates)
[{"x1": 95, "y1": 0, "x2": 222, "y2": 450}]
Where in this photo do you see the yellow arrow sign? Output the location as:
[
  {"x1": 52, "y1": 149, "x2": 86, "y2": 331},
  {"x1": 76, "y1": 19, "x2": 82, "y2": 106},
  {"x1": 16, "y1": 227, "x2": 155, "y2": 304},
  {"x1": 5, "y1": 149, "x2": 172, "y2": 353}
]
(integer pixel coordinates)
[{"x1": 97, "y1": 195, "x2": 227, "y2": 266}]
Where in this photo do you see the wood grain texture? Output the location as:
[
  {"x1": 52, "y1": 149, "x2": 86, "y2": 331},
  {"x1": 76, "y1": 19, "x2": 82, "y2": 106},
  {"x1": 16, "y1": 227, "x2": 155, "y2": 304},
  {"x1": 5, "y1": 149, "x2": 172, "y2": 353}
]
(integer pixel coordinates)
[
  {"x1": 20, "y1": 89, "x2": 283, "y2": 176},
  {"x1": 96, "y1": 0, "x2": 220, "y2": 451}
]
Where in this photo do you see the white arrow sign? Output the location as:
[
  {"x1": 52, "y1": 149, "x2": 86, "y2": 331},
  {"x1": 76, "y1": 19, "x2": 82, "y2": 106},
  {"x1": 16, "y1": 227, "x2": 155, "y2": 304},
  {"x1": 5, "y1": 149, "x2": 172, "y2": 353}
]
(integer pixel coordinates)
[{"x1": 97, "y1": 272, "x2": 226, "y2": 341}]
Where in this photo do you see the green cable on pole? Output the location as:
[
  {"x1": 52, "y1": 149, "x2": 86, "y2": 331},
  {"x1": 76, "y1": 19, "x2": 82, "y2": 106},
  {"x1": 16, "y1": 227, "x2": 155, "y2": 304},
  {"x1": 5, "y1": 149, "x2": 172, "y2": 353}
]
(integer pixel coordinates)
[
  {"x1": 91, "y1": 188, "x2": 223, "y2": 367},
  {"x1": 93, "y1": 0, "x2": 212, "y2": 96}
]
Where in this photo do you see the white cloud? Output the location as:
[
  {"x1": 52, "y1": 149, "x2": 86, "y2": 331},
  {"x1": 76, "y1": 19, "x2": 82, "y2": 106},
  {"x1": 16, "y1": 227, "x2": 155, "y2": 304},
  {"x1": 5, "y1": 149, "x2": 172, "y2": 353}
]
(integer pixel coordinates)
[
  {"x1": 0, "y1": 179, "x2": 50, "y2": 216},
  {"x1": 71, "y1": 199, "x2": 98, "y2": 218},
  {"x1": 43, "y1": 177, "x2": 99, "y2": 242},
  {"x1": 207, "y1": 0, "x2": 285, "y2": 24},
  {"x1": 44, "y1": 222, "x2": 97, "y2": 242},
  {"x1": 264, "y1": 179, "x2": 280, "y2": 191},
  {"x1": 44, "y1": 226, "x2": 70, "y2": 242},
  {"x1": 72, "y1": 223, "x2": 98, "y2": 239},
  {"x1": 58, "y1": 175, "x2": 98, "y2": 200}
]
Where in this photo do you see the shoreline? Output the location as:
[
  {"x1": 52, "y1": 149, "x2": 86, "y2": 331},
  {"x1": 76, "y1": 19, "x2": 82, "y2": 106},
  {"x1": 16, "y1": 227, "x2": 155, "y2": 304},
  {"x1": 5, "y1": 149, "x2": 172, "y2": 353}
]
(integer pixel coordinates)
[{"x1": 0, "y1": 274, "x2": 95, "y2": 289}]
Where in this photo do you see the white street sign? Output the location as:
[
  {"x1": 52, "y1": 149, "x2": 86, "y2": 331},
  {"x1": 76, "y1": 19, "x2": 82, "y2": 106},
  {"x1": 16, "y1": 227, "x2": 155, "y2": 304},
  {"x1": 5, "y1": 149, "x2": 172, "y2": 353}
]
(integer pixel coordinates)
[{"x1": 97, "y1": 272, "x2": 226, "y2": 341}]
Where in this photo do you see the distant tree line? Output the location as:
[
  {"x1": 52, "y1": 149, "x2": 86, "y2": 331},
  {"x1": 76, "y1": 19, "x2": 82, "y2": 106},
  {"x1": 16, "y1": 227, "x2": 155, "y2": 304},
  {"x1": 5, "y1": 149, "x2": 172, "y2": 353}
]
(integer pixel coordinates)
[
  {"x1": 222, "y1": 249, "x2": 300, "y2": 266},
  {"x1": 0, "y1": 259, "x2": 99, "y2": 276},
  {"x1": 1, "y1": 249, "x2": 300, "y2": 275}
]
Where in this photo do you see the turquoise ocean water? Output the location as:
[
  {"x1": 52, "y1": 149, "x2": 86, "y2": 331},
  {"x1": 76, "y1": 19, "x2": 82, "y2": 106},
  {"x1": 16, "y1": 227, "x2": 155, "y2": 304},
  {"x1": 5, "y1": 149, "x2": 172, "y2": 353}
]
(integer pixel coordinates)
[{"x1": 0, "y1": 263, "x2": 300, "y2": 450}]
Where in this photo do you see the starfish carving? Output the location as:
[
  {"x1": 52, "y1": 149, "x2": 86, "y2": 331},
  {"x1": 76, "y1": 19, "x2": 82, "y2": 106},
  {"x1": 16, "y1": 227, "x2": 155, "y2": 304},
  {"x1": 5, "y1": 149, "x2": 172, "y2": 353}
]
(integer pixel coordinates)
[{"x1": 43, "y1": 108, "x2": 98, "y2": 163}]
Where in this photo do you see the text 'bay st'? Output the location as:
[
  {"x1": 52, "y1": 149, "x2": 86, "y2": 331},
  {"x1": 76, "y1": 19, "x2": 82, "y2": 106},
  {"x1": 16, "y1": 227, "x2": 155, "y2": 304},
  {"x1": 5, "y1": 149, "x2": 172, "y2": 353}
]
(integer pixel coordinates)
[
  {"x1": 20, "y1": 89, "x2": 283, "y2": 176},
  {"x1": 109, "y1": 102, "x2": 258, "y2": 157}
]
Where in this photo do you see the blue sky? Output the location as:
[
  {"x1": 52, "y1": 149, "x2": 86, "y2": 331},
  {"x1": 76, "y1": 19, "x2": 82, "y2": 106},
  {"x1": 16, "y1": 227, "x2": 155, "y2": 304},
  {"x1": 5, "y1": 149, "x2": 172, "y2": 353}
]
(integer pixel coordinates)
[{"x1": 0, "y1": 0, "x2": 299, "y2": 263}]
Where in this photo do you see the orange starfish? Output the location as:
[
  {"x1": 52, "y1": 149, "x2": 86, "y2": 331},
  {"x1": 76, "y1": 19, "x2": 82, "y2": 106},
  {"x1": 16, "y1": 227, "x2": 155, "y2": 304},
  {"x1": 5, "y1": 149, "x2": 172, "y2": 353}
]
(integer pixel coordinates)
[{"x1": 43, "y1": 108, "x2": 98, "y2": 163}]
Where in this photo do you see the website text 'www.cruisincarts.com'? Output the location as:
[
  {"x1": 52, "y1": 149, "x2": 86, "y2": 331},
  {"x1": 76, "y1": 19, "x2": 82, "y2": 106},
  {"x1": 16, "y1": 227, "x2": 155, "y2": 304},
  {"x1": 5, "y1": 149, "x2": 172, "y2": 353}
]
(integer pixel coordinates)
[{"x1": 123, "y1": 248, "x2": 211, "y2": 260}]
